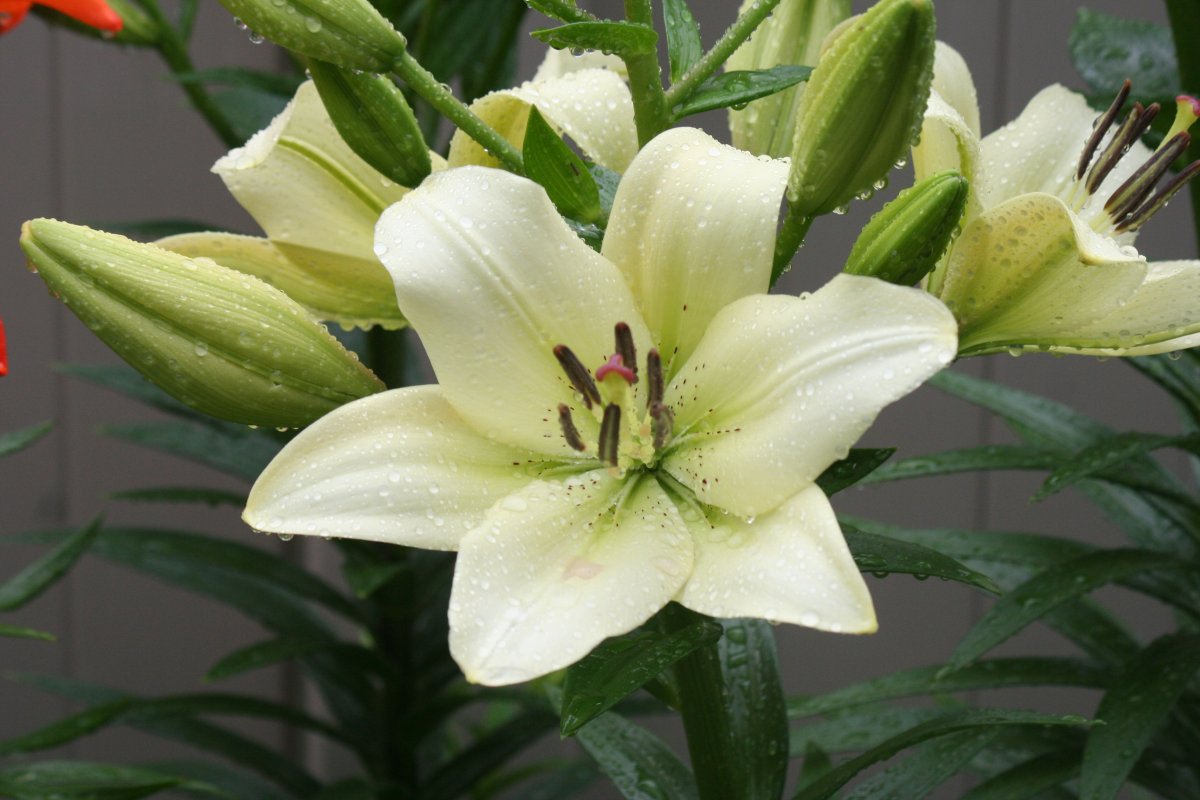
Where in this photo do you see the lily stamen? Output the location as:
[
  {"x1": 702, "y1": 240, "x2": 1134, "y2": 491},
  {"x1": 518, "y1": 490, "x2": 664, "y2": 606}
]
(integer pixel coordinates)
[
  {"x1": 1085, "y1": 101, "x2": 1159, "y2": 196},
  {"x1": 557, "y1": 403, "x2": 587, "y2": 452},
  {"x1": 1076, "y1": 79, "x2": 1131, "y2": 182},
  {"x1": 554, "y1": 344, "x2": 601, "y2": 408},
  {"x1": 598, "y1": 404, "x2": 622, "y2": 466},
  {"x1": 1106, "y1": 132, "x2": 1191, "y2": 223},
  {"x1": 613, "y1": 322, "x2": 638, "y2": 381},
  {"x1": 646, "y1": 348, "x2": 664, "y2": 408},
  {"x1": 650, "y1": 402, "x2": 674, "y2": 450}
]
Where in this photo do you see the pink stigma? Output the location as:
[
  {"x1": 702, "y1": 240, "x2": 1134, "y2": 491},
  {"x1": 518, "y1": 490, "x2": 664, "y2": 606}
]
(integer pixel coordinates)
[
  {"x1": 1180, "y1": 95, "x2": 1200, "y2": 117},
  {"x1": 596, "y1": 354, "x2": 635, "y2": 384}
]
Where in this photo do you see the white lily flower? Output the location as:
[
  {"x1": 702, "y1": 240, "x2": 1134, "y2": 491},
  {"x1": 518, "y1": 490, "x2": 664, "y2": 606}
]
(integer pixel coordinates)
[
  {"x1": 244, "y1": 128, "x2": 958, "y2": 686},
  {"x1": 915, "y1": 43, "x2": 1200, "y2": 357}
]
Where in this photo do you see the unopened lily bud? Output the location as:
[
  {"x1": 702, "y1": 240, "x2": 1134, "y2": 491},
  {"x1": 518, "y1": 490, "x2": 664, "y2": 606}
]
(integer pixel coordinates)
[
  {"x1": 217, "y1": 0, "x2": 405, "y2": 73},
  {"x1": 787, "y1": 0, "x2": 936, "y2": 218},
  {"x1": 844, "y1": 170, "x2": 968, "y2": 286},
  {"x1": 727, "y1": 0, "x2": 851, "y2": 157},
  {"x1": 21, "y1": 220, "x2": 383, "y2": 429}
]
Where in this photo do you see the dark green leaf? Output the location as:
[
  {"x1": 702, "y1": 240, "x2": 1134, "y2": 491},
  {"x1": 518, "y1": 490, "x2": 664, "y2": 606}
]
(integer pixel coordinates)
[
  {"x1": 532, "y1": 21, "x2": 658, "y2": 58},
  {"x1": 672, "y1": 66, "x2": 813, "y2": 119},
  {"x1": 561, "y1": 613, "x2": 722, "y2": 736},
  {"x1": 56, "y1": 363, "x2": 203, "y2": 420},
  {"x1": 662, "y1": 0, "x2": 702, "y2": 82},
  {"x1": 205, "y1": 638, "x2": 330, "y2": 682},
  {"x1": 91, "y1": 219, "x2": 226, "y2": 240},
  {"x1": 1081, "y1": 633, "x2": 1200, "y2": 800},
  {"x1": 210, "y1": 86, "x2": 291, "y2": 145},
  {"x1": 0, "y1": 519, "x2": 100, "y2": 612},
  {"x1": 514, "y1": 760, "x2": 601, "y2": 800},
  {"x1": 790, "y1": 706, "x2": 960, "y2": 756},
  {"x1": 342, "y1": 558, "x2": 405, "y2": 599},
  {"x1": 0, "y1": 623, "x2": 55, "y2": 640},
  {"x1": 1069, "y1": 9, "x2": 1179, "y2": 99},
  {"x1": 0, "y1": 699, "x2": 132, "y2": 757},
  {"x1": 99, "y1": 422, "x2": 281, "y2": 483},
  {"x1": 815, "y1": 448, "x2": 895, "y2": 495},
  {"x1": 0, "y1": 421, "x2": 53, "y2": 458},
  {"x1": 169, "y1": 67, "x2": 304, "y2": 97},
  {"x1": 961, "y1": 750, "x2": 1080, "y2": 800},
  {"x1": 575, "y1": 711, "x2": 699, "y2": 800},
  {"x1": 1129, "y1": 352, "x2": 1200, "y2": 431},
  {"x1": 525, "y1": 0, "x2": 596, "y2": 24},
  {"x1": 796, "y1": 743, "x2": 833, "y2": 792},
  {"x1": 841, "y1": 728, "x2": 999, "y2": 800},
  {"x1": 719, "y1": 618, "x2": 789, "y2": 800},
  {"x1": 0, "y1": 761, "x2": 192, "y2": 800},
  {"x1": 1035, "y1": 432, "x2": 1197, "y2": 500},
  {"x1": 792, "y1": 709, "x2": 1092, "y2": 800},
  {"x1": 945, "y1": 550, "x2": 1193, "y2": 673},
  {"x1": 142, "y1": 761, "x2": 286, "y2": 800},
  {"x1": 788, "y1": 658, "x2": 1111, "y2": 719},
  {"x1": 422, "y1": 710, "x2": 558, "y2": 800},
  {"x1": 524, "y1": 107, "x2": 603, "y2": 224},
  {"x1": 843, "y1": 527, "x2": 1001, "y2": 594},
  {"x1": 860, "y1": 445, "x2": 1058, "y2": 484},
  {"x1": 589, "y1": 163, "x2": 621, "y2": 218},
  {"x1": 109, "y1": 487, "x2": 247, "y2": 507}
]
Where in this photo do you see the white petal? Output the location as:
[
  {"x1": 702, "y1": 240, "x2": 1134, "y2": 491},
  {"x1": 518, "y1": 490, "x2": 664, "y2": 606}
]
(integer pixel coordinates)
[
  {"x1": 244, "y1": 386, "x2": 544, "y2": 550},
  {"x1": 662, "y1": 275, "x2": 958, "y2": 517},
  {"x1": 158, "y1": 231, "x2": 404, "y2": 331},
  {"x1": 449, "y1": 473, "x2": 693, "y2": 685},
  {"x1": 601, "y1": 128, "x2": 789, "y2": 377},
  {"x1": 678, "y1": 484, "x2": 875, "y2": 633},
  {"x1": 448, "y1": 69, "x2": 637, "y2": 172},
  {"x1": 375, "y1": 166, "x2": 652, "y2": 456},
  {"x1": 533, "y1": 48, "x2": 627, "y2": 81},
  {"x1": 213, "y1": 81, "x2": 411, "y2": 265},
  {"x1": 938, "y1": 193, "x2": 1149, "y2": 356},
  {"x1": 930, "y1": 42, "x2": 981, "y2": 140}
]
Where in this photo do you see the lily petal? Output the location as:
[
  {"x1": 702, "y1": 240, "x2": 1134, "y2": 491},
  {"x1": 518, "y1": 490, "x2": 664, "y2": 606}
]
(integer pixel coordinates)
[
  {"x1": 678, "y1": 484, "x2": 875, "y2": 633},
  {"x1": 940, "y1": 193, "x2": 1149, "y2": 356},
  {"x1": 159, "y1": 232, "x2": 405, "y2": 331},
  {"x1": 930, "y1": 42, "x2": 981, "y2": 141},
  {"x1": 375, "y1": 166, "x2": 652, "y2": 456},
  {"x1": 602, "y1": 128, "x2": 789, "y2": 377},
  {"x1": 447, "y1": 69, "x2": 638, "y2": 172},
  {"x1": 244, "y1": 386, "x2": 544, "y2": 550},
  {"x1": 533, "y1": 48, "x2": 627, "y2": 81},
  {"x1": 663, "y1": 274, "x2": 957, "y2": 517},
  {"x1": 449, "y1": 472, "x2": 693, "y2": 685}
]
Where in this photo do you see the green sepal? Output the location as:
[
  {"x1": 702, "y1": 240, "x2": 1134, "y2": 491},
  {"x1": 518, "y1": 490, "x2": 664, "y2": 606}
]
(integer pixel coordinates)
[
  {"x1": 523, "y1": 108, "x2": 603, "y2": 225},
  {"x1": 532, "y1": 20, "x2": 658, "y2": 59},
  {"x1": 672, "y1": 65, "x2": 812, "y2": 120}
]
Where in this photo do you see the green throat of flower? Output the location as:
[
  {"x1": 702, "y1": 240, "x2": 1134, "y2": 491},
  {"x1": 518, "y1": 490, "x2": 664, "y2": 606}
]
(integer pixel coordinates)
[
  {"x1": 554, "y1": 322, "x2": 675, "y2": 474},
  {"x1": 1070, "y1": 80, "x2": 1200, "y2": 235}
]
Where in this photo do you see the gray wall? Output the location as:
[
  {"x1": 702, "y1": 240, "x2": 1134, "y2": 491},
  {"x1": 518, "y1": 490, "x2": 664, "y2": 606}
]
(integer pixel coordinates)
[{"x1": 0, "y1": 0, "x2": 1189, "y2": 793}]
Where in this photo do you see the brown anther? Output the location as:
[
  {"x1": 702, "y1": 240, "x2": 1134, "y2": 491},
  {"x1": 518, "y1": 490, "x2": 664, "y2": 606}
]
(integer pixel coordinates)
[
  {"x1": 614, "y1": 322, "x2": 637, "y2": 381},
  {"x1": 554, "y1": 344, "x2": 602, "y2": 408},
  {"x1": 1106, "y1": 132, "x2": 1191, "y2": 222},
  {"x1": 646, "y1": 348, "x2": 664, "y2": 408},
  {"x1": 1077, "y1": 79, "x2": 1131, "y2": 181},
  {"x1": 598, "y1": 404, "x2": 621, "y2": 466},
  {"x1": 557, "y1": 404, "x2": 587, "y2": 451},
  {"x1": 650, "y1": 402, "x2": 674, "y2": 450},
  {"x1": 1116, "y1": 158, "x2": 1200, "y2": 232},
  {"x1": 1087, "y1": 102, "x2": 1161, "y2": 195}
]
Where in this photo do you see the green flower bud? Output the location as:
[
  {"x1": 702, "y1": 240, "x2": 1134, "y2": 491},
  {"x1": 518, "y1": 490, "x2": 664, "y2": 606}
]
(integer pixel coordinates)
[
  {"x1": 21, "y1": 219, "x2": 384, "y2": 429},
  {"x1": 217, "y1": 0, "x2": 406, "y2": 73},
  {"x1": 787, "y1": 0, "x2": 936, "y2": 218},
  {"x1": 844, "y1": 170, "x2": 968, "y2": 286},
  {"x1": 727, "y1": 0, "x2": 851, "y2": 158}
]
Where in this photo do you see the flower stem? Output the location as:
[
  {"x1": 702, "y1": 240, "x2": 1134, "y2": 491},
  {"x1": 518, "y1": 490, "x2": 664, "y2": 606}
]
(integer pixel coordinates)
[
  {"x1": 663, "y1": 0, "x2": 784, "y2": 116},
  {"x1": 392, "y1": 50, "x2": 525, "y2": 175},
  {"x1": 770, "y1": 208, "x2": 813, "y2": 286},
  {"x1": 1165, "y1": 0, "x2": 1200, "y2": 251},
  {"x1": 622, "y1": 0, "x2": 670, "y2": 146}
]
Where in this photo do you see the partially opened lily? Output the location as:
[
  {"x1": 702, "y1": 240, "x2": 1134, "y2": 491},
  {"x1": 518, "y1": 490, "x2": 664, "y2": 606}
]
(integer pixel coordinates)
[
  {"x1": 0, "y1": 0, "x2": 121, "y2": 33},
  {"x1": 244, "y1": 127, "x2": 958, "y2": 686},
  {"x1": 915, "y1": 43, "x2": 1200, "y2": 357}
]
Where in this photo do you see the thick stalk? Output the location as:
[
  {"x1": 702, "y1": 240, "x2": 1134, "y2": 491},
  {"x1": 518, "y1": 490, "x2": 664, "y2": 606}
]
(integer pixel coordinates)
[
  {"x1": 663, "y1": 0, "x2": 785, "y2": 114},
  {"x1": 770, "y1": 208, "x2": 813, "y2": 286},
  {"x1": 1166, "y1": 0, "x2": 1200, "y2": 251},
  {"x1": 623, "y1": 0, "x2": 670, "y2": 145},
  {"x1": 392, "y1": 50, "x2": 524, "y2": 174}
]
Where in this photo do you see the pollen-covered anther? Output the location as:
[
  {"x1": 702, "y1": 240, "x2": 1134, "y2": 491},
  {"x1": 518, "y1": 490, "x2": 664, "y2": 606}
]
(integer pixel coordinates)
[
  {"x1": 598, "y1": 404, "x2": 622, "y2": 467},
  {"x1": 558, "y1": 404, "x2": 587, "y2": 452},
  {"x1": 646, "y1": 348, "x2": 664, "y2": 408},
  {"x1": 650, "y1": 402, "x2": 674, "y2": 450},
  {"x1": 554, "y1": 344, "x2": 602, "y2": 408}
]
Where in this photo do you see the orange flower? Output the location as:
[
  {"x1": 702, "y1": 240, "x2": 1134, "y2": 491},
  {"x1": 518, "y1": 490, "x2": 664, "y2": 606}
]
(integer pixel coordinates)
[
  {"x1": 0, "y1": 318, "x2": 7, "y2": 377},
  {"x1": 0, "y1": 0, "x2": 122, "y2": 34}
]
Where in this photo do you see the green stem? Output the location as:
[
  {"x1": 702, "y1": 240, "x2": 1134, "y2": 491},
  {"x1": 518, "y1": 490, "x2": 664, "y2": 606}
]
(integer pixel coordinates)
[
  {"x1": 1165, "y1": 0, "x2": 1200, "y2": 252},
  {"x1": 663, "y1": 605, "x2": 738, "y2": 800},
  {"x1": 663, "y1": 0, "x2": 784, "y2": 115},
  {"x1": 392, "y1": 50, "x2": 524, "y2": 175},
  {"x1": 770, "y1": 207, "x2": 813, "y2": 286},
  {"x1": 622, "y1": 0, "x2": 670, "y2": 146},
  {"x1": 141, "y1": 0, "x2": 241, "y2": 148}
]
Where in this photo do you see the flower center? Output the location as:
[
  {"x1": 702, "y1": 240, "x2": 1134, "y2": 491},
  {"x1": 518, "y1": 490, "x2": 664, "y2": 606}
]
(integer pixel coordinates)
[
  {"x1": 553, "y1": 322, "x2": 674, "y2": 473},
  {"x1": 1069, "y1": 80, "x2": 1200, "y2": 235}
]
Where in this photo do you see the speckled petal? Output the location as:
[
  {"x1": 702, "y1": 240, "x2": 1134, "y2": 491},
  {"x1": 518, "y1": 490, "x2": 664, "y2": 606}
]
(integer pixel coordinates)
[
  {"x1": 374, "y1": 166, "x2": 652, "y2": 456},
  {"x1": 677, "y1": 484, "x2": 875, "y2": 632},
  {"x1": 662, "y1": 275, "x2": 957, "y2": 518},
  {"x1": 449, "y1": 472, "x2": 694, "y2": 685},
  {"x1": 601, "y1": 128, "x2": 789, "y2": 378},
  {"x1": 448, "y1": 69, "x2": 637, "y2": 172},
  {"x1": 244, "y1": 386, "x2": 544, "y2": 550}
]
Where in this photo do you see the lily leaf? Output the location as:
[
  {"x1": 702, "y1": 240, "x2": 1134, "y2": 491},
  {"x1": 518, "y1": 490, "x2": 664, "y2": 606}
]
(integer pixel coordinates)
[
  {"x1": 816, "y1": 448, "x2": 895, "y2": 495},
  {"x1": 109, "y1": 487, "x2": 247, "y2": 507},
  {"x1": 524, "y1": 107, "x2": 603, "y2": 225},
  {"x1": 662, "y1": 0, "x2": 701, "y2": 82},
  {"x1": 841, "y1": 728, "x2": 999, "y2": 800},
  {"x1": 100, "y1": 422, "x2": 281, "y2": 483},
  {"x1": 960, "y1": 749, "x2": 1080, "y2": 800},
  {"x1": 1070, "y1": 9, "x2": 1179, "y2": 100},
  {"x1": 672, "y1": 66, "x2": 813, "y2": 119},
  {"x1": 0, "y1": 761, "x2": 207, "y2": 800},
  {"x1": 719, "y1": 618, "x2": 788, "y2": 800},
  {"x1": 575, "y1": 711, "x2": 699, "y2": 800},
  {"x1": 0, "y1": 420, "x2": 53, "y2": 458},
  {"x1": 843, "y1": 527, "x2": 1001, "y2": 594},
  {"x1": 0, "y1": 623, "x2": 55, "y2": 641},
  {"x1": 0, "y1": 518, "x2": 100, "y2": 612},
  {"x1": 525, "y1": 0, "x2": 596, "y2": 24},
  {"x1": 1034, "y1": 432, "x2": 1200, "y2": 501},
  {"x1": 532, "y1": 21, "x2": 658, "y2": 58}
]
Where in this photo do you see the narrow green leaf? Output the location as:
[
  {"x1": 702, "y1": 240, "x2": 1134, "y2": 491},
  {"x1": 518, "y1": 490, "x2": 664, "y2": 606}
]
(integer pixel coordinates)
[
  {"x1": 342, "y1": 558, "x2": 405, "y2": 599},
  {"x1": 843, "y1": 527, "x2": 1001, "y2": 594},
  {"x1": 0, "y1": 761, "x2": 191, "y2": 800},
  {"x1": 523, "y1": 107, "x2": 603, "y2": 224},
  {"x1": 99, "y1": 422, "x2": 281, "y2": 483},
  {"x1": 1081, "y1": 633, "x2": 1200, "y2": 800},
  {"x1": 1069, "y1": 9, "x2": 1178, "y2": 99},
  {"x1": 92, "y1": 219, "x2": 228, "y2": 240},
  {"x1": 206, "y1": 638, "x2": 329, "y2": 682},
  {"x1": 1035, "y1": 432, "x2": 1196, "y2": 500},
  {"x1": 169, "y1": 67, "x2": 304, "y2": 96},
  {"x1": 720, "y1": 618, "x2": 789, "y2": 800},
  {"x1": 141, "y1": 760, "x2": 286, "y2": 800},
  {"x1": 512, "y1": 760, "x2": 600, "y2": 800},
  {"x1": 0, "y1": 421, "x2": 53, "y2": 458},
  {"x1": 945, "y1": 550, "x2": 1193, "y2": 673},
  {"x1": 662, "y1": 0, "x2": 702, "y2": 82},
  {"x1": 56, "y1": 363, "x2": 202, "y2": 420},
  {"x1": 0, "y1": 623, "x2": 55, "y2": 640},
  {"x1": 962, "y1": 750, "x2": 1081, "y2": 800},
  {"x1": 0, "y1": 699, "x2": 132, "y2": 757},
  {"x1": 790, "y1": 706, "x2": 960, "y2": 757},
  {"x1": 841, "y1": 728, "x2": 999, "y2": 800},
  {"x1": 796, "y1": 743, "x2": 833, "y2": 792},
  {"x1": 788, "y1": 658, "x2": 1111, "y2": 719},
  {"x1": 860, "y1": 445, "x2": 1059, "y2": 484},
  {"x1": 525, "y1": 0, "x2": 596, "y2": 24},
  {"x1": 210, "y1": 86, "x2": 291, "y2": 145},
  {"x1": 672, "y1": 66, "x2": 813, "y2": 119},
  {"x1": 815, "y1": 448, "x2": 895, "y2": 496},
  {"x1": 0, "y1": 519, "x2": 100, "y2": 611},
  {"x1": 561, "y1": 613, "x2": 722, "y2": 736},
  {"x1": 422, "y1": 710, "x2": 558, "y2": 800},
  {"x1": 1129, "y1": 352, "x2": 1200, "y2": 430},
  {"x1": 109, "y1": 486, "x2": 247, "y2": 507},
  {"x1": 575, "y1": 711, "x2": 699, "y2": 800},
  {"x1": 792, "y1": 709, "x2": 1092, "y2": 800},
  {"x1": 532, "y1": 21, "x2": 658, "y2": 58}
]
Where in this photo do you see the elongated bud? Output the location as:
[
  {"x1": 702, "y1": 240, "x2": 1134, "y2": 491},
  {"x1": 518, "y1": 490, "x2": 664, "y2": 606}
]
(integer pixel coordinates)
[
  {"x1": 727, "y1": 0, "x2": 851, "y2": 157},
  {"x1": 787, "y1": 0, "x2": 936, "y2": 217},
  {"x1": 21, "y1": 220, "x2": 383, "y2": 429},
  {"x1": 844, "y1": 170, "x2": 967, "y2": 286},
  {"x1": 217, "y1": 0, "x2": 405, "y2": 73},
  {"x1": 308, "y1": 60, "x2": 431, "y2": 188}
]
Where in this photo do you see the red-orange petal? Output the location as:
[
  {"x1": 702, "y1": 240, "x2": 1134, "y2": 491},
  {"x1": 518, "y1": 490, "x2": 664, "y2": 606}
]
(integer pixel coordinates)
[
  {"x1": 0, "y1": 318, "x2": 8, "y2": 377},
  {"x1": 0, "y1": 2, "x2": 31, "y2": 33},
  {"x1": 34, "y1": 0, "x2": 122, "y2": 31}
]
